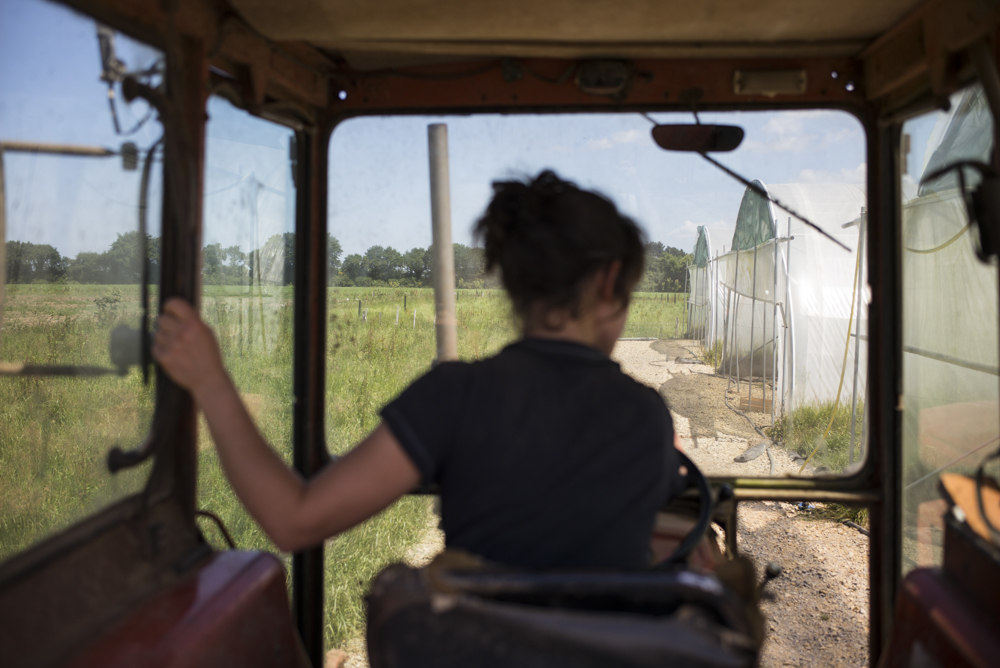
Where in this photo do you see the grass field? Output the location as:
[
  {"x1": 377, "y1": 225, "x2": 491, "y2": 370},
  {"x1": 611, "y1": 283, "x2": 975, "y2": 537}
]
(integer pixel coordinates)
[{"x1": 0, "y1": 283, "x2": 687, "y2": 649}]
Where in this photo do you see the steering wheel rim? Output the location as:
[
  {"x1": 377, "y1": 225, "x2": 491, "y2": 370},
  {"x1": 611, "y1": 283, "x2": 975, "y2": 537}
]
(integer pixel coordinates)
[{"x1": 654, "y1": 451, "x2": 714, "y2": 569}]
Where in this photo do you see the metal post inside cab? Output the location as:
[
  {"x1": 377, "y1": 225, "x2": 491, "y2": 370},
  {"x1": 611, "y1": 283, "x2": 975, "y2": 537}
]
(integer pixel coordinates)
[{"x1": 428, "y1": 124, "x2": 458, "y2": 362}]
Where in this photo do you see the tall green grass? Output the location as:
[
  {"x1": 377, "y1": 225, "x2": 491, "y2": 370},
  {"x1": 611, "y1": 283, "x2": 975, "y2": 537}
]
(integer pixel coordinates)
[
  {"x1": 0, "y1": 284, "x2": 154, "y2": 562},
  {"x1": 1, "y1": 284, "x2": 689, "y2": 650},
  {"x1": 622, "y1": 292, "x2": 688, "y2": 339},
  {"x1": 769, "y1": 400, "x2": 865, "y2": 473}
]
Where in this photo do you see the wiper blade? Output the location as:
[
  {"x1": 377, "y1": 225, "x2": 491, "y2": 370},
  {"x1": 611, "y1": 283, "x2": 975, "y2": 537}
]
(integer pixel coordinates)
[{"x1": 698, "y1": 152, "x2": 851, "y2": 253}]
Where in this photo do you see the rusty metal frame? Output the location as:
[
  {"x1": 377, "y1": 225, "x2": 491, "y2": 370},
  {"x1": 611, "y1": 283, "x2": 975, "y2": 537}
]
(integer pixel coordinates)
[
  {"x1": 0, "y1": 3, "x2": 211, "y2": 664},
  {"x1": 3, "y1": 0, "x2": 999, "y2": 665},
  {"x1": 291, "y1": 120, "x2": 333, "y2": 665}
]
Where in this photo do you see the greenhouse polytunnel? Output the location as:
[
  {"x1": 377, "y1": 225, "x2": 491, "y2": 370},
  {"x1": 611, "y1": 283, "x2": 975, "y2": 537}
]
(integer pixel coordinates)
[
  {"x1": 696, "y1": 179, "x2": 868, "y2": 446},
  {"x1": 686, "y1": 225, "x2": 721, "y2": 342}
]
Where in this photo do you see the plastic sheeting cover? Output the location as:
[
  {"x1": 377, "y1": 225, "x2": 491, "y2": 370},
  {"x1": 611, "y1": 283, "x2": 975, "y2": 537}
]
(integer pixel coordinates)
[
  {"x1": 919, "y1": 86, "x2": 994, "y2": 196},
  {"x1": 693, "y1": 225, "x2": 710, "y2": 267},
  {"x1": 710, "y1": 182, "x2": 867, "y2": 413}
]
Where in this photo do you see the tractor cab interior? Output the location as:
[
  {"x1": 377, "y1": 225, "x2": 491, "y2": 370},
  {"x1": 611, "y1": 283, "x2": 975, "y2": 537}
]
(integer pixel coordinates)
[{"x1": 1, "y1": 0, "x2": 1000, "y2": 666}]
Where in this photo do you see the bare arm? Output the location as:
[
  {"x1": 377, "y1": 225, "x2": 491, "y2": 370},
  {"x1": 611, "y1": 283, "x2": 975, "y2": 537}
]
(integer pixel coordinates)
[{"x1": 153, "y1": 298, "x2": 420, "y2": 552}]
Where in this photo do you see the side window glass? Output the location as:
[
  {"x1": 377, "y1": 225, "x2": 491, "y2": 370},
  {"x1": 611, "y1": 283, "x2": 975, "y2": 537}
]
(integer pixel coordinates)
[
  {"x1": 901, "y1": 84, "x2": 999, "y2": 574},
  {"x1": 197, "y1": 97, "x2": 295, "y2": 552},
  {"x1": 0, "y1": 0, "x2": 163, "y2": 561}
]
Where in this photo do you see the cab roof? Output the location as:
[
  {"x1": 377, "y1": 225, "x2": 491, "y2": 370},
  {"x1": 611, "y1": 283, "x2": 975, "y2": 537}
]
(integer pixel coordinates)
[{"x1": 230, "y1": 0, "x2": 926, "y2": 69}]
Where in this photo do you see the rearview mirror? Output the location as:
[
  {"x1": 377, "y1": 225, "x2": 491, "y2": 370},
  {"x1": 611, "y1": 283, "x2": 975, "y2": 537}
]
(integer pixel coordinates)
[{"x1": 651, "y1": 124, "x2": 744, "y2": 152}]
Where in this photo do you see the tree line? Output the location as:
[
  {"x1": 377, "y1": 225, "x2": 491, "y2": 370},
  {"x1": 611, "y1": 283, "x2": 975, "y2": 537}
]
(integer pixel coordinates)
[
  {"x1": 5, "y1": 232, "x2": 160, "y2": 285},
  {"x1": 5, "y1": 234, "x2": 692, "y2": 292},
  {"x1": 334, "y1": 241, "x2": 691, "y2": 291}
]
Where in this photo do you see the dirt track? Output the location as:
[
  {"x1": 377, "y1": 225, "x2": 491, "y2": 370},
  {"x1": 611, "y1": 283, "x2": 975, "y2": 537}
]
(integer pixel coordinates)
[{"x1": 613, "y1": 339, "x2": 870, "y2": 668}]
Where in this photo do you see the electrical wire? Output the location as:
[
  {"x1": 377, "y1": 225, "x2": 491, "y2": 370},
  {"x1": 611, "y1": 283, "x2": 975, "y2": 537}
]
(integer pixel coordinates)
[
  {"x1": 903, "y1": 223, "x2": 971, "y2": 254},
  {"x1": 904, "y1": 435, "x2": 1000, "y2": 491}
]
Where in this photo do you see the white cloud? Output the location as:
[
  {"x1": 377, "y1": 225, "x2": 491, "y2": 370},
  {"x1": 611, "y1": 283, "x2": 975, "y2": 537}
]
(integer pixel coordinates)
[
  {"x1": 586, "y1": 129, "x2": 643, "y2": 150},
  {"x1": 741, "y1": 111, "x2": 860, "y2": 155},
  {"x1": 796, "y1": 162, "x2": 867, "y2": 184}
]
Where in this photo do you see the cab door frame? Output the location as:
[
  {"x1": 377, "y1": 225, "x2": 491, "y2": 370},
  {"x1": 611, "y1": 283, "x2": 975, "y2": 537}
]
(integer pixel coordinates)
[{"x1": 1, "y1": 1, "x2": 997, "y2": 666}]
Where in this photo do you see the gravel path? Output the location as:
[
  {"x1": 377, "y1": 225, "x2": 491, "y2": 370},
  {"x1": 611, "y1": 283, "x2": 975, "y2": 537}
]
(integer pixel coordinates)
[{"x1": 740, "y1": 502, "x2": 870, "y2": 668}]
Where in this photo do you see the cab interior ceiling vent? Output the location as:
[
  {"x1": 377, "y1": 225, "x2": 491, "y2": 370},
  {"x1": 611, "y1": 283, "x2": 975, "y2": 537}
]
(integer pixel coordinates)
[{"x1": 733, "y1": 69, "x2": 808, "y2": 96}]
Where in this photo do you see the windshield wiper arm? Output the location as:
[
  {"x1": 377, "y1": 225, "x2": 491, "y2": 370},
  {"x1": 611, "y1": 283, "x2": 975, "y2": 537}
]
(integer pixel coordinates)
[{"x1": 697, "y1": 152, "x2": 851, "y2": 252}]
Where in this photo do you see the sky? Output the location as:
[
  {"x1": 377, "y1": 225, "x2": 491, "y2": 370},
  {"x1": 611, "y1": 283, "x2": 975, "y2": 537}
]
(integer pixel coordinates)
[
  {"x1": 328, "y1": 109, "x2": 868, "y2": 258},
  {"x1": 0, "y1": 0, "x2": 953, "y2": 263}
]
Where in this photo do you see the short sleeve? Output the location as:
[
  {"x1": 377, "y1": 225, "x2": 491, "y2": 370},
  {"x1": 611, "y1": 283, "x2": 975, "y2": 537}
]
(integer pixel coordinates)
[{"x1": 380, "y1": 361, "x2": 470, "y2": 484}]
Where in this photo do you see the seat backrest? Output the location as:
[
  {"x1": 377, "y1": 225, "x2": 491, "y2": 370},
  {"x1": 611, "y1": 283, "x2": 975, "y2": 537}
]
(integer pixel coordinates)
[{"x1": 366, "y1": 562, "x2": 760, "y2": 668}]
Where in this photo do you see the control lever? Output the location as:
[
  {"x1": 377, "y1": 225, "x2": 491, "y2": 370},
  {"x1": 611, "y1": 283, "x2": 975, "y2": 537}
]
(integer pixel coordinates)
[{"x1": 106, "y1": 325, "x2": 157, "y2": 472}]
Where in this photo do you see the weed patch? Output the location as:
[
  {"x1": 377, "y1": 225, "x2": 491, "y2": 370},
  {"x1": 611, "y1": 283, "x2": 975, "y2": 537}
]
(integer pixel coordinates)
[{"x1": 770, "y1": 400, "x2": 865, "y2": 473}]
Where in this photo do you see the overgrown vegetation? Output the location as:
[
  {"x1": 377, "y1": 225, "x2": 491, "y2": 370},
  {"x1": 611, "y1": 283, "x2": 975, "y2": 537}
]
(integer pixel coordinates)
[
  {"x1": 769, "y1": 400, "x2": 866, "y2": 474},
  {"x1": 0, "y1": 284, "x2": 155, "y2": 563},
  {"x1": 810, "y1": 503, "x2": 870, "y2": 529},
  {"x1": 1, "y1": 284, "x2": 689, "y2": 650},
  {"x1": 700, "y1": 340, "x2": 724, "y2": 368},
  {"x1": 769, "y1": 402, "x2": 869, "y2": 528}
]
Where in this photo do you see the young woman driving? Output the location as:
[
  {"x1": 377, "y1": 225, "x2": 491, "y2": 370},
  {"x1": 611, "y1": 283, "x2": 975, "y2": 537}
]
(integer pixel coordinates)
[{"x1": 153, "y1": 170, "x2": 686, "y2": 569}]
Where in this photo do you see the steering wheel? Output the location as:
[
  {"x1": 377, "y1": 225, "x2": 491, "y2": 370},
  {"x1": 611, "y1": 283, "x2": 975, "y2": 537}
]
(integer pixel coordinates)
[{"x1": 654, "y1": 451, "x2": 718, "y2": 569}]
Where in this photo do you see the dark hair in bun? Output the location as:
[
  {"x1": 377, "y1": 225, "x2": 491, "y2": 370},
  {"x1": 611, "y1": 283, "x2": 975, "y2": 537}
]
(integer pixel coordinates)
[{"x1": 474, "y1": 170, "x2": 645, "y2": 322}]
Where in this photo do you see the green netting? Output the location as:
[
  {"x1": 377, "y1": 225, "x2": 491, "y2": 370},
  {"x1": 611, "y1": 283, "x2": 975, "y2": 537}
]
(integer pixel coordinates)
[
  {"x1": 731, "y1": 180, "x2": 775, "y2": 251},
  {"x1": 693, "y1": 225, "x2": 710, "y2": 267}
]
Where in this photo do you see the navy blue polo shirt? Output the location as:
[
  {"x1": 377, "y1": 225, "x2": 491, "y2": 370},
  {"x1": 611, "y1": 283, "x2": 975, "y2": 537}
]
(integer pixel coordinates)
[{"x1": 381, "y1": 338, "x2": 682, "y2": 570}]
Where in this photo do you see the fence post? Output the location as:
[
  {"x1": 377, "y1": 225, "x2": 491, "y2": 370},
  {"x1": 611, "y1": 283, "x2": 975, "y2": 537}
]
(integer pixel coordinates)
[
  {"x1": 396, "y1": 306, "x2": 400, "y2": 326},
  {"x1": 428, "y1": 123, "x2": 458, "y2": 362},
  {"x1": 772, "y1": 235, "x2": 779, "y2": 426},
  {"x1": 730, "y1": 249, "x2": 741, "y2": 394},
  {"x1": 849, "y1": 208, "x2": 866, "y2": 464},
  {"x1": 748, "y1": 244, "x2": 759, "y2": 411},
  {"x1": 785, "y1": 217, "x2": 794, "y2": 432}
]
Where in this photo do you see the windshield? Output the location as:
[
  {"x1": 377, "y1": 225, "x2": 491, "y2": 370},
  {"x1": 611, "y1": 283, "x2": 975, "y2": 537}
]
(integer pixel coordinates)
[
  {"x1": 327, "y1": 110, "x2": 868, "y2": 481},
  {"x1": 319, "y1": 108, "x2": 868, "y2": 654}
]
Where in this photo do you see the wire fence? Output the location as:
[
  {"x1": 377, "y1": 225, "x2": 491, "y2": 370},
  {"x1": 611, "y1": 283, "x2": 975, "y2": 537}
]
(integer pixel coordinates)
[{"x1": 621, "y1": 320, "x2": 687, "y2": 340}]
